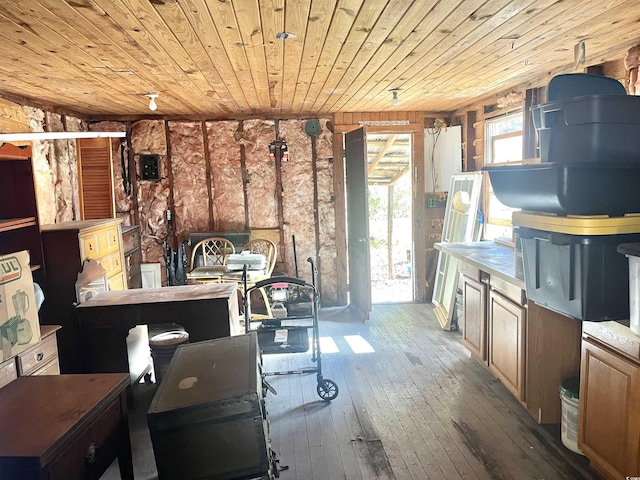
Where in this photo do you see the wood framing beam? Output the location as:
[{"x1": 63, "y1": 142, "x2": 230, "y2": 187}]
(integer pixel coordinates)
[{"x1": 368, "y1": 134, "x2": 397, "y2": 174}]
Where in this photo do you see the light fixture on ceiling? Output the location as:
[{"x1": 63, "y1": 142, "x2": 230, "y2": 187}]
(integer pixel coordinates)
[
  {"x1": 145, "y1": 93, "x2": 159, "y2": 111},
  {"x1": 276, "y1": 32, "x2": 297, "y2": 39},
  {"x1": 389, "y1": 88, "x2": 400, "y2": 106}
]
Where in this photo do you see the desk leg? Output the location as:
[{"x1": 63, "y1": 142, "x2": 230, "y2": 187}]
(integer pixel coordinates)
[{"x1": 117, "y1": 393, "x2": 135, "y2": 480}]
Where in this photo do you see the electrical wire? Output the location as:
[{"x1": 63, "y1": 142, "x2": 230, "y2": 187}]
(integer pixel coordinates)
[{"x1": 426, "y1": 123, "x2": 442, "y2": 192}]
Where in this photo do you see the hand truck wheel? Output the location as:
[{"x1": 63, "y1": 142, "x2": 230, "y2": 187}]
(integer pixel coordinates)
[{"x1": 316, "y1": 378, "x2": 339, "y2": 401}]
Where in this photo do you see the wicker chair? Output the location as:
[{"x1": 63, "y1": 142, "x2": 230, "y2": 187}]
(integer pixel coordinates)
[{"x1": 187, "y1": 237, "x2": 235, "y2": 283}]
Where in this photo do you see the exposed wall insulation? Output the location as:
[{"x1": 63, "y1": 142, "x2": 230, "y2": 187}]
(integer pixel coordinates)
[
  {"x1": 168, "y1": 122, "x2": 209, "y2": 241},
  {"x1": 15, "y1": 111, "x2": 339, "y2": 301},
  {"x1": 26, "y1": 108, "x2": 56, "y2": 226},
  {"x1": 315, "y1": 120, "x2": 338, "y2": 305},
  {"x1": 131, "y1": 120, "x2": 170, "y2": 278},
  {"x1": 243, "y1": 120, "x2": 278, "y2": 230},
  {"x1": 205, "y1": 121, "x2": 244, "y2": 231}
]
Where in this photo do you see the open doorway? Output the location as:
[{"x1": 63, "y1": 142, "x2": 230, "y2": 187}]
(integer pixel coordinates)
[{"x1": 366, "y1": 133, "x2": 413, "y2": 303}]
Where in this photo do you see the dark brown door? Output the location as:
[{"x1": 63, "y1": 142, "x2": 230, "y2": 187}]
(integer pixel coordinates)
[{"x1": 345, "y1": 128, "x2": 371, "y2": 320}]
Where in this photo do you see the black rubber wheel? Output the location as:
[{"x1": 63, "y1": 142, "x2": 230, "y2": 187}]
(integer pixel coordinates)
[{"x1": 317, "y1": 379, "x2": 339, "y2": 401}]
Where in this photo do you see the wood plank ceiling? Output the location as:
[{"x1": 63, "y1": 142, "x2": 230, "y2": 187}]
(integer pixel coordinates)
[{"x1": 0, "y1": 0, "x2": 638, "y2": 119}]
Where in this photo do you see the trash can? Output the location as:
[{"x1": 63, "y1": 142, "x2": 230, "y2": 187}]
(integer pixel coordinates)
[
  {"x1": 149, "y1": 330, "x2": 189, "y2": 384},
  {"x1": 559, "y1": 376, "x2": 584, "y2": 455}
]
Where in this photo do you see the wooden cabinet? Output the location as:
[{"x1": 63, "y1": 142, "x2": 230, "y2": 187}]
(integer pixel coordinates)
[
  {"x1": 0, "y1": 143, "x2": 45, "y2": 286},
  {"x1": 580, "y1": 324, "x2": 640, "y2": 480},
  {"x1": 0, "y1": 373, "x2": 133, "y2": 480},
  {"x1": 122, "y1": 225, "x2": 141, "y2": 289},
  {"x1": 461, "y1": 265, "x2": 488, "y2": 363},
  {"x1": 459, "y1": 263, "x2": 581, "y2": 423},
  {"x1": 488, "y1": 288, "x2": 526, "y2": 401},
  {"x1": 41, "y1": 219, "x2": 127, "y2": 373},
  {"x1": 15, "y1": 325, "x2": 60, "y2": 376}
]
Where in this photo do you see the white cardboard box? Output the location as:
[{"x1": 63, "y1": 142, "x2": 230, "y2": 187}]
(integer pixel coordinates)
[{"x1": 0, "y1": 251, "x2": 41, "y2": 361}]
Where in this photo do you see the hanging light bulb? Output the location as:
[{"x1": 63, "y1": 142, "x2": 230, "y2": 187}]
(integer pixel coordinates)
[
  {"x1": 389, "y1": 88, "x2": 400, "y2": 106},
  {"x1": 145, "y1": 94, "x2": 159, "y2": 111}
]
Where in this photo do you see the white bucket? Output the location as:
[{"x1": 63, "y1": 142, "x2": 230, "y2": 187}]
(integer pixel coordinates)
[
  {"x1": 150, "y1": 330, "x2": 189, "y2": 383},
  {"x1": 559, "y1": 377, "x2": 584, "y2": 455}
]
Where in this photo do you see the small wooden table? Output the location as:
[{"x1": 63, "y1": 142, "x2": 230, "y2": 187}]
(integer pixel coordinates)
[
  {"x1": 76, "y1": 284, "x2": 241, "y2": 384},
  {"x1": 0, "y1": 373, "x2": 132, "y2": 480}
]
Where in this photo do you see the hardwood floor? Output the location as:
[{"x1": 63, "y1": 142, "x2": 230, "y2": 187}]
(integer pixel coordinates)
[{"x1": 101, "y1": 303, "x2": 600, "y2": 480}]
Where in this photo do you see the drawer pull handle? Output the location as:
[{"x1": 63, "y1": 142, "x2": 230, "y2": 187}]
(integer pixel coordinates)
[
  {"x1": 85, "y1": 443, "x2": 99, "y2": 464},
  {"x1": 36, "y1": 353, "x2": 44, "y2": 362}
]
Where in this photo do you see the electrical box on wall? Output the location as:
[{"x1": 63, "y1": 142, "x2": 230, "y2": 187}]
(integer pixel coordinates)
[{"x1": 140, "y1": 154, "x2": 161, "y2": 181}]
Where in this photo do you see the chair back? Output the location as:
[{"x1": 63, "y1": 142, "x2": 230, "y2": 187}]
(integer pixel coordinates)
[
  {"x1": 242, "y1": 238, "x2": 277, "y2": 276},
  {"x1": 190, "y1": 237, "x2": 236, "y2": 269}
]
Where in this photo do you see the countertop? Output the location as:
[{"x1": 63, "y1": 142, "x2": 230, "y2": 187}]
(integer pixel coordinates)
[{"x1": 435, "y1": 241, "x2": 525, "y2": 290}]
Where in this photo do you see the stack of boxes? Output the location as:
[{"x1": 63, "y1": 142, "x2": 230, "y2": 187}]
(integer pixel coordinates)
[{"x1": 484, "y1": 73, "x2": 640, "y2": 321}]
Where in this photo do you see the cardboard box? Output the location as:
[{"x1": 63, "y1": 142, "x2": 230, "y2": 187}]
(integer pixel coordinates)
[{"x1": 0, "y1": 251, "x2": 41, "y2": 361}]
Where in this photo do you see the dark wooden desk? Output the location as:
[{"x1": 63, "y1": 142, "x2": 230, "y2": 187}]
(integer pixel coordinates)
[
  {"x1": 76, "y1": 284, "x2": 241, "y2": 382},
  {"x1": 0, "y1": 373, "x2": 132, "y2": 480}
]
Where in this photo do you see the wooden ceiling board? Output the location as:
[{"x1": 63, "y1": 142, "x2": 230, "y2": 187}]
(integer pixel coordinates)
[
  {"x1": 344, "y1": 0, "x2": 488, "y2": 112},
  {"x1": 299, "y1": 0, "x2": 365, "y2": 113},
  {"x1": 464, "y1": 0, "x2": 640, "y2": 97},
  {"x1": 289, "y1": 0, "x2": 337, "y2": 113},
  {"x1": 234, "y1": 0, "x2": 271, "y2": 110},
  {"x1": 33, "y1": 0, "x2": 204, "y2": 113},
  {"x1": 325, "y1": 0, "x2": 449, "y2": 113},
  {"x1": 317, "y1": 0, "x2": 416, "y2": 113},
  {"x1": 309, "y1": 0, "x2": 397, "y2": 113},
  {"x1": 279, "y1": 0, "x2": 311, "y2": 114},
  {"x1": 354, "y1": 0, "x2": 532, "y2": 112},
  {"x1": 0, "y1": 0, "x2": 638, "y2": 118}
]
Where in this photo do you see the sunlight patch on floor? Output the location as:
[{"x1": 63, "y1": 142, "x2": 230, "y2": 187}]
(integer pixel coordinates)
[
  {"x1": 319, "y1": 336, "x2": 340, "y2": 353},
  {"x1": 343, "y1": 334, "x2": 375, "y2": 353}
]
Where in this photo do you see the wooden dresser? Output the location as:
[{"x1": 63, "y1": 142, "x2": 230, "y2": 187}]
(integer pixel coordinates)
[
  {"x1": 0, "y1": 325, "x2": 61, "y2": 389},
  {"x1": 41, "y1": 219, "x2": 127, "y2": 373}
]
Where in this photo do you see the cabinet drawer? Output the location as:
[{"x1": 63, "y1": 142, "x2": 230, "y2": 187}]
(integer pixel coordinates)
[
  {"x1": 47, "y1": 398, "x2": 122, "y2": 480},
  {"x1": 106, "y1": 226, "x2": 120, "y2": 251},
  {"x1": 16, "y1": 333, "x2": 59, "y2": 376},
  {"x1": 125, "y1": 249, "x2": 142, "y2": 289},
  {"x1": 0, "y1": 357, "x2": 17, "y2": 389},
  {"x1": 80, "y1": 233, "x2": 99, "y2": 260},
  {"x1": 96, "y1": 251, "x2": 123, "y2": 277},
  {"x1": 122, "y1": 226, "x2": 140, "y2": 255},
  {"x1": 490, "y1": 276, "x2": 526, "y2": 306},
  {"x1": 31, "y1": 359, "x2": 60, "y2": 376},
  {"x1": 80, "y1": 227, "x2": 120, "y2": 261},
  {"x1": 108, "y1": 271, "x2": 126, "y2": 291}
]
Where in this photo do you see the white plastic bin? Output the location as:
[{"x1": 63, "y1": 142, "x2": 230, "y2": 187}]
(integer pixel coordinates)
[{"x1": 559, "y1": 377, "x2": 584, "y2": 455}]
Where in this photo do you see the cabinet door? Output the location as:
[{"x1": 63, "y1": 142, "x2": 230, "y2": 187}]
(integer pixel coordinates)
[
  {"x1": 462, "y1": 275, "x2": 487, "y2": 362},
  {"x1": 489, "y1": 289, "x2": 526, "y2": 401},
  {"x1": 579, "y1": 339, "x2": 640, "y2": 480}
]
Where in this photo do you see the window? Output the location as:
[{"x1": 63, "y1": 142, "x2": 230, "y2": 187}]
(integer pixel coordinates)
[
  {"x1": 483, "y1": 112, "x2": 523, "y2": 240},
  {"x1": 486, "y1": 112, "x2": 523, "y2": 164}
]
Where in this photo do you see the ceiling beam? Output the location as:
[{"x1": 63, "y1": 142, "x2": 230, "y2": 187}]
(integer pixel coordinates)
[{"x1": 367, "y1": 134, "x2": 398, "y2": 174}]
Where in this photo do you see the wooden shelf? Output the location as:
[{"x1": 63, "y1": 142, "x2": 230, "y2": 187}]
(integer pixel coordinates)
[{"x1": 0, "y1": 217, "x2": 37, "y2": 233}]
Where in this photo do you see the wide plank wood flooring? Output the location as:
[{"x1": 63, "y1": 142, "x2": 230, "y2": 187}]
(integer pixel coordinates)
[{"x1": 101, "y1": 303, "x2": 601, "y2": 480}]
